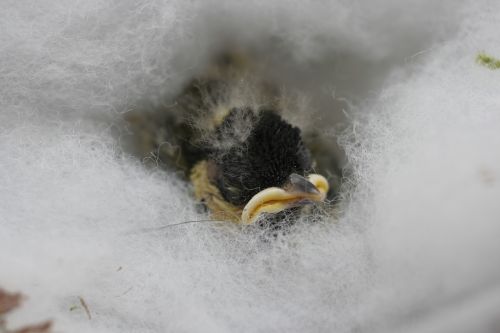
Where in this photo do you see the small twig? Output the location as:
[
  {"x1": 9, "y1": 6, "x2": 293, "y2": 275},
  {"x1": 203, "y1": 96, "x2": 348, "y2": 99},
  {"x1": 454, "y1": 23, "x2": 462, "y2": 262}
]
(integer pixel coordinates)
[
  {"x1": 12, "y1": 321, "x2": 52, "y2": 333},
  {"x1": 78, "y1": 297, "x2": 91, "y2": 320}
]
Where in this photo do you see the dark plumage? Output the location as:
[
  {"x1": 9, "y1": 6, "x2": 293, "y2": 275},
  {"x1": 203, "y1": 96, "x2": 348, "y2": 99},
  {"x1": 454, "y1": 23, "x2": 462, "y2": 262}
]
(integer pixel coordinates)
[
  {"x1": 126, "y1": 52, "x2": 336, "y2": 224},
  {"x1": 215, "y1": 109, "x2": 312, "y2": 205}
]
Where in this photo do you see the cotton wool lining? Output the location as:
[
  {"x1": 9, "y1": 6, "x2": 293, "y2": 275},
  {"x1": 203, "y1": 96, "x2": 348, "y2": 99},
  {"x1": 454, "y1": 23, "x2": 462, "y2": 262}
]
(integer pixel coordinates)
[{"x1": 1, "y1": 1, "x2": 500, "y2": 332}]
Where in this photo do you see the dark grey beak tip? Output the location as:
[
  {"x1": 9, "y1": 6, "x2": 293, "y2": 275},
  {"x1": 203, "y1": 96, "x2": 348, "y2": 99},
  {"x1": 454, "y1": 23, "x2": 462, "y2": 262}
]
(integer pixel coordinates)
[{"x1": 287, "y1": 173, "x2": 320, "y2": 195}]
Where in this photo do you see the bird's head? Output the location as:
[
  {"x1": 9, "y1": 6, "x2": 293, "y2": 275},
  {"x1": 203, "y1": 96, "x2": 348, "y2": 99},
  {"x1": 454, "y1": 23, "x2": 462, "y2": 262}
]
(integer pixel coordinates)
[{"x1": 206, "y1": 108, "x2": 329, "y2": 224}]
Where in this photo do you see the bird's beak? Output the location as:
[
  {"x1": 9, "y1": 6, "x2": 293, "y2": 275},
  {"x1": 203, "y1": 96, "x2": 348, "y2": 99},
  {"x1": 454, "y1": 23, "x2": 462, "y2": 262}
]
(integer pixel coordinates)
[{"x1": 240, "y1": 173, "x2": 329, "y2": 224}]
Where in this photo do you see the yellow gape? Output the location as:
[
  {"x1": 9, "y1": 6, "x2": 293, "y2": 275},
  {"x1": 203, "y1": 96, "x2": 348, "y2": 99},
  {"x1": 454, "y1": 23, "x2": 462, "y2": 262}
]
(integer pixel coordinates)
[
  {"x1": 241, "y1": 174, "x2": 329, "y2": 224},
  {"x1": 191, "y1": 159, "x2": 329, "y2": 225}
]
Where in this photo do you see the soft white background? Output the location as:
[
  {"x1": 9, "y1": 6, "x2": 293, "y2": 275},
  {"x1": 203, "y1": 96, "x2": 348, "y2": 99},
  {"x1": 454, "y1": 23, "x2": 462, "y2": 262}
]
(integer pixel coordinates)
[{"x1": 1, "y1": 0, "x2": 499, "y2": 332}]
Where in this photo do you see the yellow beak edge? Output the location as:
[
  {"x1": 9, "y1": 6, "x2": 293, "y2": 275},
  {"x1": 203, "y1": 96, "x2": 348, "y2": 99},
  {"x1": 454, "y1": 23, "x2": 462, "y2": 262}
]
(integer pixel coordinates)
[{"x1": 240, "y1": 174, "x2": 329, "y2": 224}]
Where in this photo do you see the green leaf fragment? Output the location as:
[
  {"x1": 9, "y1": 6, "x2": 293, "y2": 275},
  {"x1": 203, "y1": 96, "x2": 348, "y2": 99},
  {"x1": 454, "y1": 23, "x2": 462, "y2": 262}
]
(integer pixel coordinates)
[{"x1": 476, "y1": 52, "x2": 500, "y2": 70}]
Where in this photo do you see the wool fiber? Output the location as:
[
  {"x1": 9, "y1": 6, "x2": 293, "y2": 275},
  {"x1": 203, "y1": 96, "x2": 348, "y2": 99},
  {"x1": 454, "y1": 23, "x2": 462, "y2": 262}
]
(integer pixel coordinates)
[{"x1": 1, "y1": 1, "x2": 499, "y2": 332}]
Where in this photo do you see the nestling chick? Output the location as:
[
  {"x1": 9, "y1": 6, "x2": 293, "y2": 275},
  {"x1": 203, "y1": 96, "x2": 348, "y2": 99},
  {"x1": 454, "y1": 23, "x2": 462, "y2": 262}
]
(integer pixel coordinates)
[{"x1": 126, "y1": 52, "x2": 335, "y2": 225}]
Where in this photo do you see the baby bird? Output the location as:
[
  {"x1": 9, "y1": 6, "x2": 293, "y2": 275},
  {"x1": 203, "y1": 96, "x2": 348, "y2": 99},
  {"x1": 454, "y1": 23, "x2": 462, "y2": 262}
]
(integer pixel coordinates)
[{"x1": 126, "y1": 52, "x2": 335, "y2": 225}]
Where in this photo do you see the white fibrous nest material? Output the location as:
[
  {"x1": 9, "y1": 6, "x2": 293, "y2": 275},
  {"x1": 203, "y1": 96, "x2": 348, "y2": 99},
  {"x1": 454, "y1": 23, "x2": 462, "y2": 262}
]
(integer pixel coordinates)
[{"x1": 1, "y1": 1, "x2": 500, "y2": 332}]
